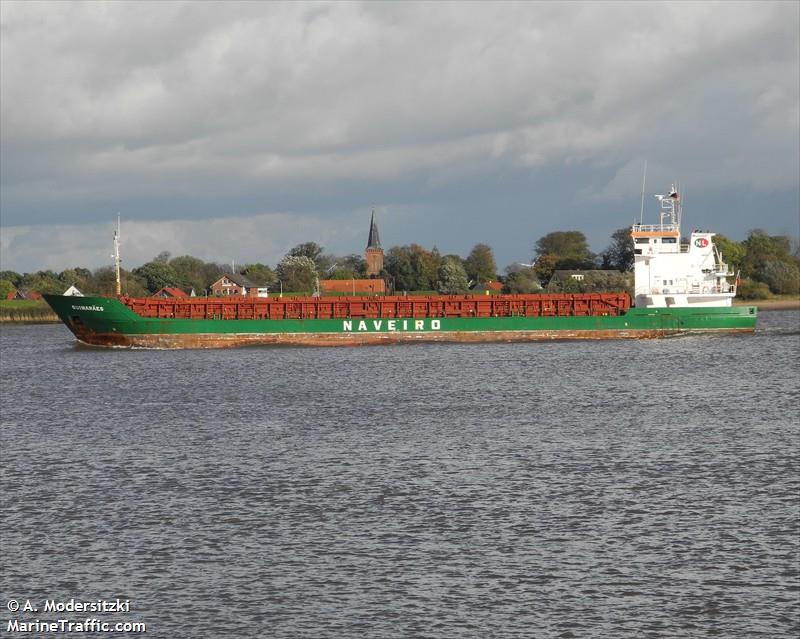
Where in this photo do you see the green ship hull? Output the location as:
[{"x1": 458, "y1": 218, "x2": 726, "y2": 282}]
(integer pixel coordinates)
[{"x1": 43, "y1": 294, "x2": 757, "y2": 349}]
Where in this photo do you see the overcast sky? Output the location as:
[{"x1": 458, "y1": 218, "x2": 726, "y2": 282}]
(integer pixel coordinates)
[{"x1": 1, "y1": 1, "x2": 798, "y2": 274}]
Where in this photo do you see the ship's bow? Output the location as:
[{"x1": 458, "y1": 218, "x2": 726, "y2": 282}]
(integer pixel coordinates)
[{"x1": 43, "y1": 294, "x2": 136, "y2": 346}]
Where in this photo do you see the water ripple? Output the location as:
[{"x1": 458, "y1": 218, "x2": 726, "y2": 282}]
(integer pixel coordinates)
[{"x1": 1, "y1": 311, "x2": 798, "y2": 638}]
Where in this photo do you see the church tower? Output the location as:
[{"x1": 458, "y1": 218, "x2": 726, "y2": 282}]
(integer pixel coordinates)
[{"x1": 365, "y1": 210, "x2": 384, "y2": 277}]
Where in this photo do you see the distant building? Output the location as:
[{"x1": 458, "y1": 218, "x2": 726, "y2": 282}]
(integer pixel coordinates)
[
  {"x1": 550, "y1": 270, "x2": 619, "y2": 283},
  {"x1": 6, "y1": 289, "x2": 42, "y2": 300},
  {"x1": 63, "y1": 285, "x2": 84, "y2": 297},
  {"x1": 320, "y1": 279, "x2": 386, "y2": 295},
  {"x1": 471, "y1": 280, "x2": 504, "y2": 295},
  {"x1": 209, "y1": 273, "x2": 269, "y2": 298},
  {"x1": 365, "y1": 210, "x2": 384, "y2": 277},
  {"x1": 154, "y1": 286, "x2": 188, "y2": 298},
  {"x1": 318, "y1": 211, "x2": 388, "y2": 295}
]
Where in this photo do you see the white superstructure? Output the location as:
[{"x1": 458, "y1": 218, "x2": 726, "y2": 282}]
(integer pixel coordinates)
[{"x1": 631, "y1": 186, "x2": 737, "y2": 308}]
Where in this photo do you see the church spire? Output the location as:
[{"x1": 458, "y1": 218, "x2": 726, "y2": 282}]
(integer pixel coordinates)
[
  {"x1": 366, "y1": 209, "x2": 381, "y2": 249},
  {"x1": 365, "y1": 209, "x2": 384, "y2": 277}
]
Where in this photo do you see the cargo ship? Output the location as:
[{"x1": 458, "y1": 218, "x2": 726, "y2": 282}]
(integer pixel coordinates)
[{"x1": 43, "y1": 187, "x2": 757, "y2": 348}]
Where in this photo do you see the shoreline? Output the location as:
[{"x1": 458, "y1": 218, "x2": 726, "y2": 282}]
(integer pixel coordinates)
[
  {"x1": 733, "y1": 298, "x2": 800, "y2": 310},
  {"x1": 0, "y1": 314, "x2": 60, "y2": 324}
]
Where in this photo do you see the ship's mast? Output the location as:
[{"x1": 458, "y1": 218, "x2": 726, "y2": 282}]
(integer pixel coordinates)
[
  {"x1": 654, "y1": 184, "x2": 681, "y2": 231},
  {"x1": 113, "y1": 214, "x2": 121, "y2": 296}
]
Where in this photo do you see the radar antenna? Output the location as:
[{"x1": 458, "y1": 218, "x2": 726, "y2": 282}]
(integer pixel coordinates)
[{"x1": 653, "y1": 184, "x2": 681, "y2": 230}]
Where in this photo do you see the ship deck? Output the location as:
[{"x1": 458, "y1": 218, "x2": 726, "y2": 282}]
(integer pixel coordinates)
[{"x1": 122, "y1": 292, "x2": 632, "y2": 321}]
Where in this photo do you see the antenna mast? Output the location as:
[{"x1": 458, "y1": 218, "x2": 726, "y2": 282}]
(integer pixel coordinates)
[
  {"x1": 639, "y1": 160, "x2": 647, "y2": 225},
  {"x1": 113, "y1": 214, "x2": 122, "y2": 296}
]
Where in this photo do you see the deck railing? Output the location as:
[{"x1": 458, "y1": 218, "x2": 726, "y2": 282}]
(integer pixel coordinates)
[{"x1": 631, "y1": 223, "x2": 680, "y2": 233}]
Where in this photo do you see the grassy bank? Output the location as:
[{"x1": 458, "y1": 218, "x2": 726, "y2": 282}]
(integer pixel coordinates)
[
  {"x1": 0, "y1": 300, "x2": 59, "y2": 323},
  {"x1": 733, "y1": 295, "x2": 800, "y2": 310}
]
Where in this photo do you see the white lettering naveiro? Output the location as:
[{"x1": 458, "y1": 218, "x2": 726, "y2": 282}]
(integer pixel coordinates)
[
  {"x1": 71, "y1": 304, "x2": 104, "y2": 312},
  {"x1": 342, "y1": 319, "x2": 441, "y2": 332}
]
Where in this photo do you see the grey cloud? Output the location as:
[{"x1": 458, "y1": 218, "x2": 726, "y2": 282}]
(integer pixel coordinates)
[
  {"x1": 1, "y1": 209, "x2": 373, "y2": 274},
  {"x1": 1, "y1": 0, "x2": 797, "y2": 272}
]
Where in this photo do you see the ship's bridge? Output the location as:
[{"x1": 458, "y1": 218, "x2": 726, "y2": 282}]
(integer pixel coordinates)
[
  {"x1": 631, "y1": 186, "x2": 736, "y2": 308},
  {"x1": 631, "y1": 223, "x2": 682, "y2": 255},
  {"x1": 632, "y1": 186, "x2": 683, "y2": 254}
]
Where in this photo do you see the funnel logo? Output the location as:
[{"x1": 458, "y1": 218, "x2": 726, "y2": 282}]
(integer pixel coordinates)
[{"x1": 694, "y1": 238, "x2": 709, "y2": 248}]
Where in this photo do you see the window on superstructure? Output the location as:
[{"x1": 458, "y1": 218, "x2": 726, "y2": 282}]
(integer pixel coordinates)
[
  {"x1": 662, "y1": 237, "x2": 677, "y2": 244},
  {"x1": 635, "y1": 238, "x2": 650, "y2": 244}
]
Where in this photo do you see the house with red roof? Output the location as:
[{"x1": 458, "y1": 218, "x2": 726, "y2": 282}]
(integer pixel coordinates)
[
  {"x1": 154, "y1": 287, "x2": 188, "y2": 298},
  {"x1": 6, "y1": 289, "x2": 42, "y2": 300}
]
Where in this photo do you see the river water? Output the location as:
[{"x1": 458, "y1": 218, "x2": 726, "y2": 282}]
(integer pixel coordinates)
[{"x1": 1, "y1": 311, "x2": 798, "y2": 638}]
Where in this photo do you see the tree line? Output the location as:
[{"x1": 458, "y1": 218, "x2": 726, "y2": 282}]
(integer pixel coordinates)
[
  {"x1": 1, "y1": 227, "x2": 797, "y2": 299},
  {"x1": 714, "y1": 231, "x2": 800, "y2": 297}
]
